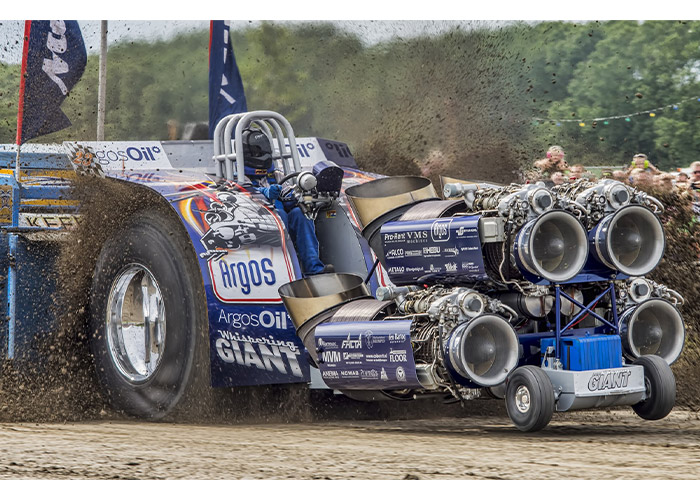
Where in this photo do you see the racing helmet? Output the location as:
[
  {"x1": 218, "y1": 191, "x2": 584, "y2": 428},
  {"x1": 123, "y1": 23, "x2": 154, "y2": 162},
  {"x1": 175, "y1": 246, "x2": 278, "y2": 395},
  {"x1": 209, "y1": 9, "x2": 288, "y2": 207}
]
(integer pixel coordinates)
[{"x1": 242, "y1": 128, "x2": 274, "y2": 178}]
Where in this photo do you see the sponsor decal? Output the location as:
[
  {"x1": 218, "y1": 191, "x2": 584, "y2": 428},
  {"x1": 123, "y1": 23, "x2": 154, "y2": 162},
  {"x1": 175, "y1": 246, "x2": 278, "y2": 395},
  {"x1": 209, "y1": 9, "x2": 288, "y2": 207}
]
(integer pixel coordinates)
[
  {"x1": 445, "y1": 262, "x2": 458, "y2": 272},
  {"x1": 317, "y1": 338, "x2": 338, "y2": 349},
  {"x1": 587, "y1": 370, "x2": 632, "y2": 391},
  {"x1": 423, "y1": 246, "x2": 441, "y2": 256},
  {"x1": 427, "y1": 264, "x2": 442, "y2": 273},
  {"x1": 215, "y1": 330, "x2": 302, "y2": 378},
  {"x1": 341, "y1": 334, "x2": 362, "y2": 349},
  {"x1": 321, "y1": 351, "x2": 342, "y2": 364},
  {"x1": 389, "y1": 333, "x2": 407, "y2": 343},
  {"x1": 381, "y1": 367, "x2": 389, "y2": 381},
  {"x1": 65, "y1": 141, "x2": 172, "y2": 170},
  {"x1": 215, "y1": 257, "x2": 277, "y2": 296},
  {"x1": 385, "y1": 248, "x2": 404, "y2": 258},
  {"x1": 405, "y1": 266, "x2": 424, "y2": 273},
  {"x1": 389, "y1": 349, "x2": 408, "y2": 363},
  {"x1": 383, "y1": 230, "x2": 429, "y2": 243},
  {"x1": 65, "y1": 143, "x2": 104, "y2": 177},
  {"x1": 396, "y1": 366, "x2": 407, "y2": 382},
  {"x1": 360, "y1": 369, "x2": 379, "y2": 380},
  {"x1": 218, "y1": 309, "x2": 289, "y2": 330},
  {"x1": 200, "y1": 191, "x2": 295, "y2": 303},
  {"x1": 19, "y1": 213, "x2": 82, "y2": 229},
  {"x1": 343, "y1": 352, "x2": 364, "y2": 361},
  {"x1": 456, "y1": 225, "x2": 477, "y2": 237},
  {"x1": 362, "y1": 330, "x2": 374, "y2": 350},
  {"x1": 365, "y1": 353, "x2": 388, "y2": 363},
  {"x1": 430, "y1": 219, "x2": 451, "y2": 242}
]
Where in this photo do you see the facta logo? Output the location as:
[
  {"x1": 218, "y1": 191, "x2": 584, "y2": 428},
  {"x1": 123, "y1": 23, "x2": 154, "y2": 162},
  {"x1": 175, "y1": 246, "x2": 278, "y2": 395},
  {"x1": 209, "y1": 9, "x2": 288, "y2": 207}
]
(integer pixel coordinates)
[
  {"x1": 587, "y1": 370, "x2": 632, "y2": 391},
  {"x1": 341, "y1": 334, "x2": 361, "y2": 349},
  {"x1": 431, "y1": 219, "x2": 451, "y2": 242}
]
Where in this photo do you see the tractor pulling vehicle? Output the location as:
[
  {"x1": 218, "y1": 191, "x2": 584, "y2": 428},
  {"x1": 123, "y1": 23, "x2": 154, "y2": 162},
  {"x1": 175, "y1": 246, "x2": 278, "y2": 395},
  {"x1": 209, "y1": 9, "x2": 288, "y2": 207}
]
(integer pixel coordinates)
[{"x1": 0, "y1": 111, "x2": 685, "y2": 431}]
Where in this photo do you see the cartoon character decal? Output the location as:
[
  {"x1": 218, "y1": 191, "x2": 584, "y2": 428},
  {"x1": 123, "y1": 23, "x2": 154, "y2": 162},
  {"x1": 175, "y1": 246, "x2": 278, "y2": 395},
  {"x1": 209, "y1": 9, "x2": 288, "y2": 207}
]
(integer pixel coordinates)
[{"x1": 199, "y1": 190, "x2": 282, "y2": 261}]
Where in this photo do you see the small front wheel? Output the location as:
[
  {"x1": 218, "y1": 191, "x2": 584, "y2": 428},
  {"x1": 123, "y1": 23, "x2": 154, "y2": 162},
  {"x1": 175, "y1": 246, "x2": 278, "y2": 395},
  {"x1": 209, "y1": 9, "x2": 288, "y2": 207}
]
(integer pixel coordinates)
[
  {"x1": 632, "y1": 355, "x2": 676, "y2": 421},
  {"x1": 505, "y1": 366, "x2": 555, "y2": 432}
]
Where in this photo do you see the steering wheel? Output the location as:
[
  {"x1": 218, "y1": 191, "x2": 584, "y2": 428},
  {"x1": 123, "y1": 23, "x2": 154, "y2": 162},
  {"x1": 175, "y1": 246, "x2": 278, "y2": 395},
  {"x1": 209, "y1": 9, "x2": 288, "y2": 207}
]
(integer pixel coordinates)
[{"x1": 279, "y1": 171, "x2": 301, "y2": 185}]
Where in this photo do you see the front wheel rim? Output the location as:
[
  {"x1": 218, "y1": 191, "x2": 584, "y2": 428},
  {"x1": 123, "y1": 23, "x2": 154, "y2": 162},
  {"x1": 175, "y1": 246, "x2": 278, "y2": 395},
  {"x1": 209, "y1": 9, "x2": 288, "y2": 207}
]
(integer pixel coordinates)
[
  {"x1": 106, "y1": 264, "x2": 167, "y2": 383},
  {"x1": 515, "y1": 385, "x2": 531, "y2": 413}
]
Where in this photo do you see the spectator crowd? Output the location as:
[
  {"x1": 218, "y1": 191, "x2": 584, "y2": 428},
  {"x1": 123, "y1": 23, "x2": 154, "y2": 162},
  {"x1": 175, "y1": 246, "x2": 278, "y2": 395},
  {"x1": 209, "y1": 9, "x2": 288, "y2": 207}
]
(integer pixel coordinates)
[{"x1": 529, "y1": 146, "x2": 700, "y2": 202}]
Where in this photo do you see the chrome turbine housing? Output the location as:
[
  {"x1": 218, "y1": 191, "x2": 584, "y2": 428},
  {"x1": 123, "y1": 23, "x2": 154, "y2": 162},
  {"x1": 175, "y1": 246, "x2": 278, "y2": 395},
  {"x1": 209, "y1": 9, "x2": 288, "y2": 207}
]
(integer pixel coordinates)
[{"x1": 619, "y1": 299, "x2": 685, "y2": 365}]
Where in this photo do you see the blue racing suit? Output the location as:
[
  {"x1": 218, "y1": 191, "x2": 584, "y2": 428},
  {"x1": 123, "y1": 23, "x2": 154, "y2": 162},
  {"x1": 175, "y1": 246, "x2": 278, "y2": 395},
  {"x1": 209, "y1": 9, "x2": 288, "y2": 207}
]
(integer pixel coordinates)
[{"x1": 250, "y1": 176, "x2": 326, "y2": 275}]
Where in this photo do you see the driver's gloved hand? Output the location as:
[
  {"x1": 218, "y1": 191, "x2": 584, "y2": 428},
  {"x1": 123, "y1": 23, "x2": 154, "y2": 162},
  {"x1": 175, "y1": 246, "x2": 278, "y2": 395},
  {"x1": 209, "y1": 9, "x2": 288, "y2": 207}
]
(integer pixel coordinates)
[
  {"x1": 280, "y1": 186, "x2": 298, "y2": 211},
  {"x1": 265, "y1": 183, "x2": 282, "y2": 201},
  {"x1": 280, "y1": 186, "x2": 297, "y2": 202}
]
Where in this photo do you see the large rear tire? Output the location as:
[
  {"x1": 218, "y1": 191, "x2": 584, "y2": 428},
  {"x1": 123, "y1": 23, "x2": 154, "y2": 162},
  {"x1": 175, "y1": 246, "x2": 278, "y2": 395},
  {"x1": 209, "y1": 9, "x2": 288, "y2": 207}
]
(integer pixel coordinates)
[
  {"x1": 632, "y1": 355, "x2": 676, "y2": 421},
  {"x1": 89, "y1": 209, "x2": 209, "y2": 419},
  {"x1": 505, "y1": 365, "x2": 555, "y2": 432}
]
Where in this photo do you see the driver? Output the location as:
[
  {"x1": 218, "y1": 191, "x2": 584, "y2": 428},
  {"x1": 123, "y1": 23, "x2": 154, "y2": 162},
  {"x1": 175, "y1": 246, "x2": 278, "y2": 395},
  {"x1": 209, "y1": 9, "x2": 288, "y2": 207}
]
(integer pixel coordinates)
[{"x1": 241, "y1": 128, "x2": 332, "y2": 275}]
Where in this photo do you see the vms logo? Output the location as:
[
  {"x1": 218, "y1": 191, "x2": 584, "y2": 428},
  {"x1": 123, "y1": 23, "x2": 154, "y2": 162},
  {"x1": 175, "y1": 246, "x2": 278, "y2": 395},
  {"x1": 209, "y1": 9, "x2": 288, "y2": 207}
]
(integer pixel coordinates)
[{"x1": 431, "y1": 219, "x2": 451, "y2": 242}]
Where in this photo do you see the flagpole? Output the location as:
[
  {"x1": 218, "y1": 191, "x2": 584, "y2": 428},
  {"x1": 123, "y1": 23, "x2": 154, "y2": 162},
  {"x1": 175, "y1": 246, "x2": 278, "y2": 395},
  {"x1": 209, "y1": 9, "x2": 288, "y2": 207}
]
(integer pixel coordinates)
[
  {"x1": 15, "y1": 20, "x2": 32, "y2": 180},
  {"x1": 96, "y1": 20, "x2": 108, "y2": 141}
]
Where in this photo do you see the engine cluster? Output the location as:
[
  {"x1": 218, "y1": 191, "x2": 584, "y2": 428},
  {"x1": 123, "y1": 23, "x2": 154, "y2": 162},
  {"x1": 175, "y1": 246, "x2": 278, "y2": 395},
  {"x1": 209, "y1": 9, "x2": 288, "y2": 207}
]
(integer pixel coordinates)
[{"x1": 281, "y1": 176, "x2": 685, "y2": 402}]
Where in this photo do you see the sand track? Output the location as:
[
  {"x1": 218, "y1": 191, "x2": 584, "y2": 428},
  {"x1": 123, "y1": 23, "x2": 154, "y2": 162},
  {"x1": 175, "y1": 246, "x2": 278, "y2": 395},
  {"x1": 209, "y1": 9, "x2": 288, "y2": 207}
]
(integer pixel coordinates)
[{"x1": 1, "y1": 407, "x2": 699, "y2": 480}]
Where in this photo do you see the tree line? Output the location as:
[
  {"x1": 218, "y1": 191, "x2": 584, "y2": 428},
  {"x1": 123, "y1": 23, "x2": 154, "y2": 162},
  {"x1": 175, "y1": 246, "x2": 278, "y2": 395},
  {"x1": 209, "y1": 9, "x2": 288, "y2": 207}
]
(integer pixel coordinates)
[{"x1": 0, "y1": 20, "x2": 698, "y2": 181}]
